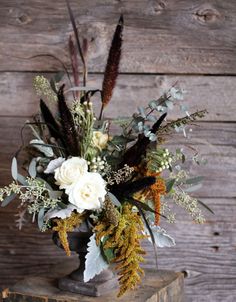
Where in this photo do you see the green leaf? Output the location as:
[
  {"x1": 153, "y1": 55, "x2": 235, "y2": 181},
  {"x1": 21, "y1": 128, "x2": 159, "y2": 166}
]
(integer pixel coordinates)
[
  {"x1": 101, "y1": 237, "x2": 115, "y2": 263},
  {"x1": 166, "y1": 179, "x2": 176, "y2": 193},
  {"x1": 50, "y1": 78, "x2": 57, "y2": 94},
  {"x1": 197, "y1": 199, "x2": 214, "y2": 215},
  {"x1": 54, "y1": 71, "x2": 65, "y2": 83},
  {"x1": 36, "y1": 177, "x2": 53, "y2": 190},
  {"x1": 185, "y1": 176, "x2": 204, "y2": 185},
  {"x1": 28, "y1": 158, "x2": 37, "y2": 178},
  {"x1": 11, "y1": 157, "x2": 18, "y2": 181},
  {"x1": 110, "y1": 135, "x2": 133, "y2": 145},
  {"x1": 129, "y1": 198, "x2": 166, "y2": 218},
  {"x1": 58, "y1": 202, "x2": 68, "y2": 209},
  {"x1": 1, "y1": 193, "x2": 17, "y2": 207},
  {"x1": 49, "y1": 191, "x2": 63, "y2": 199}
]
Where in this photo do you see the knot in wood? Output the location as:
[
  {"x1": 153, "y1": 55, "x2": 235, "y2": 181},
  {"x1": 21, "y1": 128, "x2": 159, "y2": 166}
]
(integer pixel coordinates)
[
  {"x1": 194, "y1": 7, "x2": 221, "y2": 25},
  {"x1": 147, "y1": 0, "x2": 166, "y2": 15},
  {"x1": 18, "y1": 14, "x2": 32, "y2": 25}
]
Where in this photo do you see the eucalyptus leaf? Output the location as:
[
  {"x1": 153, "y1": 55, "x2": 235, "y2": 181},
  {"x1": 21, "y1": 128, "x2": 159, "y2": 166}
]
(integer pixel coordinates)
[
  {"x1": 26, "y1": 121, "x2": 41, "y2": 140},
  {"x1": 28, "y1": 158, "x2": 37, "y2": 178},
  {"x1": 49, "y1": 191, "x2": 63, "y2": 199},
  {"x1": 36, "y1": 177, "x2": 53, "y2": 190},
  {"x1": 165, "y1": 100, "x2": 174, "y2": 110},
  {"x1": 166, "y1": 179, "x2": 176, "y2": 193},
  {"x1": 1, "y1": 193, "x2": 17, "y2": 207},
  {"x1": 17, "y1": 174, "x2": 28, "y2": 186},
  {"x1": 50, "y1": 78, "x2": 57, "y2": 94},
  {"x1": 138, "y1": 106, "x2": 146, "y2": 118},
  {"x1": 37, "y1": 208, "x2": 45, "y2": 230},
  {"x1": 11, "y1": 157, "x2": 18, "y2": 181},
  {"x1": 148, "y1": 100, "x2": 158, "y2": 110},
  {"x1": 147, "y1": 115, "x2": 157, "y2": 123},
  {"x1": 53, "y1": 71, "x2": 65, "y2": 83},
  {"x1": 30, "y1": 139, "x2": 54, "y2": 157},
  {"x1": 129, "y1": 198, "x2": 166, "y2": 218},
  {"x1": 110, "y1": 135, "x2": 133, "y2": 145}
]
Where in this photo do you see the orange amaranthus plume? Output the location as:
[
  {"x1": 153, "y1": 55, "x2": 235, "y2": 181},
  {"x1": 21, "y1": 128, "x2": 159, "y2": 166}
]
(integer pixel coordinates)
[
  {"x1": 148, "y1": 173, "x2": 166, "y2": 225},
  {"x1": 135, "y1": 165, "x2": 166, "y2": 225}
]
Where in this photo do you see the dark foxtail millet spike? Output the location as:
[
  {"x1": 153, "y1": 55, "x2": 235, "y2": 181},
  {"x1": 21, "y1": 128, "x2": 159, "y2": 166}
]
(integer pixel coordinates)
[
  {"x1": 120, "y1": 113, "x2": 167, "y2": 167},
  {"x1": 68, "y1": 35, "x2": 79, "y2": 91},
  {"x1": 40, "y1": 99, "x2": 62, "y2": 141},
  {"x1": 99, "y1": 14, "x2": 124, "y2": 119},
  {"x1": 57, "y1": 84, "x2": 79, "y2": 156}
]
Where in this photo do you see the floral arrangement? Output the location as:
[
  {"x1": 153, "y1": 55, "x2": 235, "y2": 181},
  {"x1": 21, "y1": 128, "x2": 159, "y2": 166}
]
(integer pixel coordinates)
[{"x1": 0, "y1": 3, "x2": 211, "y2": 297}]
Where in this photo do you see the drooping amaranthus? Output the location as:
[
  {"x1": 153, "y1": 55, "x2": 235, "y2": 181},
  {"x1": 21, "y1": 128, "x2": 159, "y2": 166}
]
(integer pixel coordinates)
[
  {"x1": 94, "y1": 204, "x2": 147, "y2": 297},
  {"x1": 53, "y1": 212, "x2": 85, "y2": 256}
]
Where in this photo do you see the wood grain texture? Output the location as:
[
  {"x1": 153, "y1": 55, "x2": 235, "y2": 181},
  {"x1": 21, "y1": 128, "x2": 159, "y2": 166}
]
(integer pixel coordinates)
[
  {"x1": 0, "y1": 0, "x2": 236, "y2": 73},
  {"x1": 0, "y1": 1, "x2": 236, "y2": 301},
  {"x1": 1, "y1": 73, "x2": 236, "y2": 121}
]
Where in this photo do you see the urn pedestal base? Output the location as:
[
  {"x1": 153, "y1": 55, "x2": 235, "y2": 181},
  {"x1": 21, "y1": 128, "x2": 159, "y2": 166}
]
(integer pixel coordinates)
[
  {"x1": 2, "y1": 262, "x2": 184, "y2": 302},
  {"x1": 58, "y1": 274, "x2": 118, "y2": 297}
]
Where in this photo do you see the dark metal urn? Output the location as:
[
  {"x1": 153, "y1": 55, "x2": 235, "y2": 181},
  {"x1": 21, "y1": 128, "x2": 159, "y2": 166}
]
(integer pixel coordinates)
[{"x1": 53, "y1": 222, "x2": 118, "y2": 297}]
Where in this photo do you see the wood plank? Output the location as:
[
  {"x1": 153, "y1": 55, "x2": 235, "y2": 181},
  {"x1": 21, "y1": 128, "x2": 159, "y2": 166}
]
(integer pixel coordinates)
[
  {"x1": 0, "y1": 1, "x2": 236, "y2": 74},
  {"x1": 0, "y1": 117, "x2": 235, "y2": 197},
  {"x1": 1, "y1": 73, "x2": 236, "y2": 121},
  {"x1": 3, "y1": 271, "x2": 184, "y2": 302}
]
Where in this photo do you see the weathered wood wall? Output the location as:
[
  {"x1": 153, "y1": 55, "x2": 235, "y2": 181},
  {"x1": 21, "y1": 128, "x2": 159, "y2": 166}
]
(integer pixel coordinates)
[{"x1": 0, "y1": 1, "x2": 236, "y2": 301}]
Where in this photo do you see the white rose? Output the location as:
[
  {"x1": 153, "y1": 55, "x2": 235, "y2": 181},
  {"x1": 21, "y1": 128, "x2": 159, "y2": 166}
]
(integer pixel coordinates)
[
  {"x1": 92, "y1": 131, "x2": 109, "y2": 150},
  {"x1": 68, "y1": 172, "x2": 106, "y2": 213},
  {"x1": 54, "y1": 157, "x2": 88, "y2": 190}
]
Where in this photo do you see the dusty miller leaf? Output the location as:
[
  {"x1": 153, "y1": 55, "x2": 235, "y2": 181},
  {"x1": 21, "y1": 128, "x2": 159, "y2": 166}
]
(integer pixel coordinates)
[
  {"x1": 145, "y1": 225, "x2": 175, "y2": 248},
  {"x1": 84, "y1": 233, "x2": 108, "y2": 282}
]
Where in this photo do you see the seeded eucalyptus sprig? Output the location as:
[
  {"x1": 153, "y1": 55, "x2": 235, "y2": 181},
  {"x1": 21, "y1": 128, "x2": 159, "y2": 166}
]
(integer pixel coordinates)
[{"x1": 158, "y1": 110, "x2": 208, "y2": 138}]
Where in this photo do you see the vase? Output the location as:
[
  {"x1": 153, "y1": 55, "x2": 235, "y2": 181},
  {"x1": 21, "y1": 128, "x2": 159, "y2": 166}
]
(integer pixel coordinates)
[{"x1": 52, "y1": 221, "x2": 118, "y2": 297}]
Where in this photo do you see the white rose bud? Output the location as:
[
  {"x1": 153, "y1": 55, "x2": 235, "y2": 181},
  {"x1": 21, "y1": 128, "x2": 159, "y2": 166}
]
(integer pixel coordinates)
[
  {"x1": 68, "y1": 172, "x2": 106, "y2": 213},
  {"x1": 92, "y1": 131, "x2": 109, "y2": 150},
  {"x1": 54, "y1": 157, "x2": 88, "y2": 191}
]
